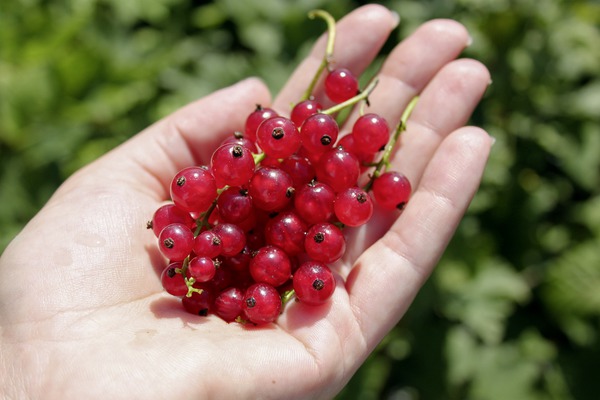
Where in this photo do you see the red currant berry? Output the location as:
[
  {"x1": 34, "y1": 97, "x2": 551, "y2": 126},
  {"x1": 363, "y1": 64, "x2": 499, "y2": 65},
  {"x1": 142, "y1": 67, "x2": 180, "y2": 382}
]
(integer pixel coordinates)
[
  {"x1": 244, "y1": 105, "x2": 278, "y2": 142},
  {"x1": 304, "y1": 222, "x2": 346, "y2": 263},
  {"x1": 220, "y1": 134, "x2": 259, "y2": 154},
  {"x1": 160, "y1": 262, "x2": 188, "y2": 297},
  {"x1": 256, "y1": 116, "x2": 301, "y2": 159},
  {"x1": 217, "y1": 186, "x2": 253, "y2": 224},
  {"x1": 212, "y1": 223, "x2": 246, "y2": 257},
  {"x1": 300, "y1": 113, "x2": 339, "y2": 155},
  {"x1": 170, "y1": 166, "x2": 217, "y2": 213},
  {"x1": 293, "y1": 261, "x2": 335, "y2": 306},
  {"x1": 211, "y1": 143, "x2": 256, "y2": 187},
  {"x1": 187, "y1": 256, "x2": 217, "y2": 283},
  {"x1": 372, "y1": 171, "x2": 412, "y2": 210},
  {"x1": 279, "y1": 155, "x2": 316, "y2": 189},
  {"x1": 324, "y1": 68, "x2": 359, "y2": 104},
  {"x1": 158, "y1": 223, "x2": 194, "y2": 261},
  {"x1": 337, "y1": 134, "x2": 375, "y2": 169},
  {"x1": 334, "y1": 187, "x2": 374, "y2": 227},
  {"x1": 294, "y1": 181, "x2": 335, "y2": 224},
  {"x1": 182, "y1": 286, "x2": 214, "y2": 317},
  {"x1": 243, "y1": 283, "x2": 282, "y2": 325},
  {"x1": 351, "y1": 113, "x2": 390, "y2": 154},
  {"x1": 149, "y1": 203, "x2": 195, "y2": 237},
  {"x1": 264, "y1": 211, "x2": 308, "y2": 256},
  {"x1": 316, "y1": 146, "x2": 360, "y2": 193},
  {"x1": 249, "y1": 245, "x2": 292, "y2": 287},
  {"x1": 290, "y1": 99, "x2": 322, "y2": 127},
  {"x1": 214, "y1": 287, "x2": 244, "y2": 322},
  {"x1": 248, "y1": 167, "x2": 295, "y2": 212},
  {"x1": 193, "y1": 229, "x2": 222, "y2": 258}
]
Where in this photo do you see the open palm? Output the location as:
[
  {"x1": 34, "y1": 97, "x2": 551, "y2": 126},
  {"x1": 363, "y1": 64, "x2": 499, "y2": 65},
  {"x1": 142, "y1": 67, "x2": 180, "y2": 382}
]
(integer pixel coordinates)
[{"x1": 0, "y1": 5, "x2": 492, "y2": 400}]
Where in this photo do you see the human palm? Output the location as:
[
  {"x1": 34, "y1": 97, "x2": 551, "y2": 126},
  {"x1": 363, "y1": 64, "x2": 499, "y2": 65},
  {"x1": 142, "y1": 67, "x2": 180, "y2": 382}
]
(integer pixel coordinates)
[{"x1": 0, "y1": 5, "x2": 492, "y2": 400}]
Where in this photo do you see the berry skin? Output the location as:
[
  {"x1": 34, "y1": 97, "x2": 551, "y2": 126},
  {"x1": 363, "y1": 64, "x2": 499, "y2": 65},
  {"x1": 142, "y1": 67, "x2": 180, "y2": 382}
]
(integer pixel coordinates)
[
  {"x1": 334, "y1": 187, "x2": 374, "y2": 227},
  {"x1": 299, "y1": 113, "x2": 339, "y2": 155},
  {"x1": 182, "y1": 286, "x2": 214, "y2": 316},
  {"x1": 248, "y1": 167, "x2": 295, "y2": 212},
  {"x1": 256, "y1": 116, "x2": 301, "y2": 159},
  {"x1": 211, "y1": 143, "x2": 256, "y2": 187},
  {"x1": 243, "y1": 283, "x2": 282, "y2": 324},
  {"x1": 212, "y1": 223, "x2": 246, "y2": 257},
  {"x1": 279, "y1": 155, "x2": 316, "y2": 189},
  {"x1": 316, "y1": 146, "x2": 361, "y2": 193},
  {"x1": 294, "y1": 181, "x2": 335, "y2": 224},
  {"x1": 214, "y1": 287, "x2": 245, "y2": 322},
  {"x1": 249, "y1": 245, "x2": 292, "y2": 287},
  {"x1": 304, "y1": 222, "x2": 346, "y2": 263},
  {"x1": 290, "y1": 99, "x2": 322, "y2": 127},
  {"x1": 244, "y1": 105, "x2": 278, "y2": 142},
  {"x1": 351, "y1": 113, "x2": 390, "y2": 154},
  {"x1": 293, "y1": 261, "x2": 335, "y2": 306},
  {"x1": 193, "y1": 230, "x2": 222, "y2": 259},
  {"x1": 324, "y1": 68, "x2": 359, "y2": 104},
  {"x1": 158, "y1": 223, "x2": 194, "y2": 261},
  {"x1": 187, "y1": 256, "x2": 217, "y2": 283},
  {"x1": 264, "y1": 211, "x2": 308, "y2": 256},
  {"x1": 170, "y1": 166, "x2": 217, "y2": 213},
  {"x1": 372, "y1": 171, "x2": 412, "y2": 211},
  {"x1": 149, "y1": 204, "x2": 195, "y2": 237},
  {"x1": 160, "y1": 262, "x2": 188, "y2": 297},
  {"x1": 217, "y1": 186, "x2": 253, "y2": 224}
]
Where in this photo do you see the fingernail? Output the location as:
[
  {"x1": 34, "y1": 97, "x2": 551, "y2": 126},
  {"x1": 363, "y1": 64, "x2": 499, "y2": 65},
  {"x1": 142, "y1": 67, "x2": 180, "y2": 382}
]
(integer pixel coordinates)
[
  {"x1": 490, "y1": 136, "x2": 497, "y2": 146},
  {"x1": 390, "y1": 10, "x2": 400, "y2": 28},
  {"x1": 466, "y1": 35, "x2": 473, "y2": 47}
]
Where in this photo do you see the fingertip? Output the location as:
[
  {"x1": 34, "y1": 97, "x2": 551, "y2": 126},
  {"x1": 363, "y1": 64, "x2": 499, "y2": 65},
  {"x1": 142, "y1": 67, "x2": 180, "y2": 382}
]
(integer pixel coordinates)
[
  {"x1": 354, "y1": 3, "x2": 400, "y2": 30},
  {"x1": 418, "y1": 18, "x2": 471, "y2": 48}
]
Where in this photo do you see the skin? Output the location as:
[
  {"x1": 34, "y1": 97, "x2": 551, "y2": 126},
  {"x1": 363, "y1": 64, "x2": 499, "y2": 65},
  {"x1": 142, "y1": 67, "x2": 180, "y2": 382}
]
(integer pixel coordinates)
[{"x1": 0, "y1": 4, "x2": 493, "y2": 400}]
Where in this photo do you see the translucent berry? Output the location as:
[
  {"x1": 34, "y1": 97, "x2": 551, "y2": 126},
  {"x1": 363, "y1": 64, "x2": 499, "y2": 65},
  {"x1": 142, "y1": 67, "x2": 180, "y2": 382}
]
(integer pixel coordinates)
[
  {"x1": 351, "y1": 113, "x2": 390, "y2": 154},
  {"x1": 304, "y1": 222, "x2": 346, "y2": 263},
  {"x1": 244, "y1": 105, "x2": 278, "y2": 142},
  {"x1": 182, "y1": 286, "x2": 214, "y2": 317},
  {"x1": 300, "y1": 113, "x2": 339, "y2": 155},
  {"x1": 243, "y1": 283, "x2": 282, "y2": 324},
  {"x1": 158, "y1": 223, "x2": 194, "y2": 261},
  {"x1": 149, "y1": 204, "x2": 195, "y2": 237},
  {"x1": 160, "y1": 262, "x2": 187, "y2": 297},
  {"x1": 211, "y1": 143, "x2": 256, "y2": 187},
  {"x1": 264, "y1": 211, "x2": 308, "y2": 256},
  {"x1": 316, "y1": 146, "x2": 361, "y2": 193},
  {"x1": 279, "y1": 155, "x2": 316, "y2": 189},
  {"x1": 170, "y1": 166, "x2": 217, "y2": 213},
  {"x1": 193, "y1": 229, "x2": 222, "y2": 258},
  {"x1": 248, "y1": 167, "x2": 295, "y2": 212},
  {"x1": 293, "y1": 261, "x2": 335, "y2": 306},
  {"x1": 214, "y1": 287, "x2": 244, "y2": 322},
  {"x1": 212, "y1": 223, "x2": 246, "y2": 256},
  {"x1": 324, "y1": 68, "x2": 359, "y2": 104},
  {"x1": 249, "y1": 245, "x2": 292, "y2": 287},
  {"x1": 334, "y1": 187, "x2": 374, "y2": 227},
  {"x1": 290, "y1": 99, "x2": 322, "y2": 127},
  {"x1": 294, "y1": 181, "x2": 335, "y2": 224},
  {"x1": 217, "y1": 186, "x2": 253, "y2": 223},
  {"x1": 187, "y1": 256, "x2": 217, "y2": 283},
  {"x1": 372, "y1": 171, "x2": 412, "y2": 210},
  {"x1": 256, "y1": 116, "x2": 301, "y2": 159}
]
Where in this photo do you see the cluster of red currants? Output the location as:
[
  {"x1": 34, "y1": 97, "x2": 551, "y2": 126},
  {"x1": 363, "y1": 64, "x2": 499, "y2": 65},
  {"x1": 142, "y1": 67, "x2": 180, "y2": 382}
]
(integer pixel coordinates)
[{"x1": 148, "y1": 12, "x2": 412, "y2": 326}]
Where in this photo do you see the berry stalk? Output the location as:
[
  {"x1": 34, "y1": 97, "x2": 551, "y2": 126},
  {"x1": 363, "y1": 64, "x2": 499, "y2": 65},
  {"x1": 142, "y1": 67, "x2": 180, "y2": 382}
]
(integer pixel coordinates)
[
  {"x1": 301, "y1": 10, "x2": 337, "y2": 101},
  {"x1": 321, "y1": 78, "x2": 379, "y2": 115}
]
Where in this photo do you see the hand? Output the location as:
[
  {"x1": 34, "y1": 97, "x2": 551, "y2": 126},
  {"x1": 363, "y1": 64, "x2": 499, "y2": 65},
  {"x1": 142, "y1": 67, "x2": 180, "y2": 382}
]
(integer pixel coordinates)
[{"x1": 0, "y1": 5, "x2": 492, "y2": 399}]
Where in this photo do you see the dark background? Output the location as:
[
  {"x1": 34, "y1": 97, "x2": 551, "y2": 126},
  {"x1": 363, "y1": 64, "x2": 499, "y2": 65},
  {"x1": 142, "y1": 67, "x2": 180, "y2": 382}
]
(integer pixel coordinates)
[{"x1": 1, "y1": 0, "x2": 599, "y2": 398}]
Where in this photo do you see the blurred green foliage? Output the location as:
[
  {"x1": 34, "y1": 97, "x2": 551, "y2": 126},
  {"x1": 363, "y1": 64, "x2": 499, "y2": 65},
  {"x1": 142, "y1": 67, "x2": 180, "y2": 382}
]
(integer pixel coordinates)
[{"x1": 1, "y1": 0, "x2": 599, "y2": 398}]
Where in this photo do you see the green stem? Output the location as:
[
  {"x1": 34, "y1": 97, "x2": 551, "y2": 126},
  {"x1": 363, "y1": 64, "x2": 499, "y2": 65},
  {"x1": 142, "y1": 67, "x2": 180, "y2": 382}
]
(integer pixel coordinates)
[
  {"x1": 363, "y1": 96, "x2": 419, "y2": 192},
  {"x1": 301, "y1": 10, "x2": 337, "y2": 101},
  {"x1": 281, "y1": 289, "x2": 296, "y2": 307},
  {"x1": 322, "y1": 78, "x2": 379, "y2": 115}
]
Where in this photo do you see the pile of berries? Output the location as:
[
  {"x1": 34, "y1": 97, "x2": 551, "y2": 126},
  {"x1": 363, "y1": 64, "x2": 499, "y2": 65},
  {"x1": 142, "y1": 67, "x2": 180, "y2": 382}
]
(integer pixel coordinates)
[{"x1": 148, "y1": 11, "x2": 413, "y2": 325}]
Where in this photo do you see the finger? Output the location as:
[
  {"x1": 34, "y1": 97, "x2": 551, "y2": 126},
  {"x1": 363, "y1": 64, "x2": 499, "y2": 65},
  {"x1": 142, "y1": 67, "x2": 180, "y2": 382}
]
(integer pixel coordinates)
[
  {"x1": 392, "y1": 58, "x2": 491, "y2": 188},
  {"x1": 273, "y1": 4, "x2": 398, "y2": 113},
  {"x1": 83, "y1": 78, "x2": 271, "y2": 200},
  {"x1": 342, "y1": 19, "x2": 471, "y2": 130},
  {"x1": 345, "y1": 126, "x2": 493, "y2": 349}
]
